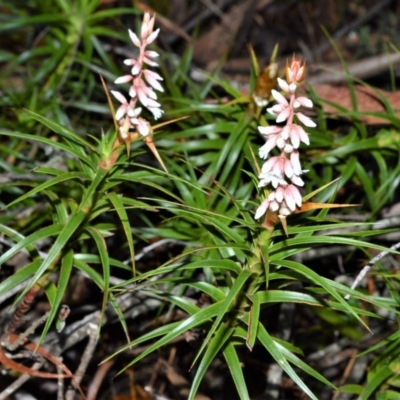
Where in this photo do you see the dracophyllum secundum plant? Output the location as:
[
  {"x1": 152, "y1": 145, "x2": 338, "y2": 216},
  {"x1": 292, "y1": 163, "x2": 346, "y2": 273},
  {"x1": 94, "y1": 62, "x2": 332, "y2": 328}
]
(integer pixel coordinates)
[{"x1": 0, "y1": 11, "x2": 166, "y2": 353}]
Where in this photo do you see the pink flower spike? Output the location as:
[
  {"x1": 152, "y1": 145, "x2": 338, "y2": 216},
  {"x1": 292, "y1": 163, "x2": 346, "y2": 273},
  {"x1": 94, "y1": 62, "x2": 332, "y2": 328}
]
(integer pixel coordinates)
[
  {"x1": 296, "y1": 112, "x2": 316, "y2": 127},
  {"x1": 128, "y1": 29, "x2": 141, "y2": 47},
  {"x1": 277, "y1": 78, "x2": 290, "y2": 92},
  {"x1": 271, "y1": 89, "x2": 289, "y2": 107},
  {"x1": 115, "y1": 75, "x2": 133, "y2": 84}
]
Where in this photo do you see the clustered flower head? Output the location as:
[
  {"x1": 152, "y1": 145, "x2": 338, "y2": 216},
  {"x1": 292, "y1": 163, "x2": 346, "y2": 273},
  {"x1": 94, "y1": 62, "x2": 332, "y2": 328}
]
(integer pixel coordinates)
[
  {"x1": 111, "y1": 13, "x2": 164, "y2": 140},
  {"x1": 255, "y1": 56, "x2": 316, "y2": 220}
]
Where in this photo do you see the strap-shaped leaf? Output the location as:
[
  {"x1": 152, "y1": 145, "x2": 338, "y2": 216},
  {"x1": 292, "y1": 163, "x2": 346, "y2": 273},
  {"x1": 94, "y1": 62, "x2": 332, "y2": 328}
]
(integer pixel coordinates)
[
  {"x1": 257, "y1": 322, "x2": 318, "y2": 400},
  {"x1": 191, "y1": 269, "x2": 254, "y2": 368},
  {"x1": 189, "y1": 324, "x2": 235, "y2": 400}
]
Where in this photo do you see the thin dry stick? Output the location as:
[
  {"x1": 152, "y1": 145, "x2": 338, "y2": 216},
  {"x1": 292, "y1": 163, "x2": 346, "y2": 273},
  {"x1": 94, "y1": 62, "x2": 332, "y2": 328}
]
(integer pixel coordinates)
[
  {"x1": 5, "y1": 311, "x2": 50, "y2": 351},
  {"x1": 345, "y1": 241, "x2": 400, "y2": 300},
  {"x1": 65, "y1": 323, "x2": 99, "y2": 400},
  {"x1": 331, "y1": 348, "x2": 359, "y2": 400},
  {"x1": 57, "y1": 364, "x2": 65, "y2": 400},
  {"x1": 86, "y1": 360, "x2": 115, "y2": 400},
  {"x1": 0, "y1": 361, "x2": 44, "y2": 400}
]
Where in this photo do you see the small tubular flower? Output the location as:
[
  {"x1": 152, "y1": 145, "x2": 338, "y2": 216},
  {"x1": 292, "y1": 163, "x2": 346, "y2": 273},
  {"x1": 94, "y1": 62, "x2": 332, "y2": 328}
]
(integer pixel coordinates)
[{"x1": 255, "y1": 56, "x2": 315, "y2": 220}]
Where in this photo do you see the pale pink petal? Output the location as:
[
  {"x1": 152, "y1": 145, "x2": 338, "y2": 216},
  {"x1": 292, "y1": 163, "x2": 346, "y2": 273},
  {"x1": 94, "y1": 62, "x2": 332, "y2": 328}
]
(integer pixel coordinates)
[
  {"x1": 275, "y1": 186, "x2": 284, "y2": 202},
  {"x1": 271, "y1": 89, "x2": 289, "y2": 106},
  {"x1": 258, "y1": 125, "x2": 282, "y2": 136},
  {"x1": 276, "y1": 107, "x2": 291, "y2": 123},
  {"x1": 286, "y1": 185, "x2": 302, "y2": 207},
  {"x1": 127, "y1": 107, "x2": 142, "y2": 117},
  {"x1": 146, "y1": 28, "x2": 159, "y2": 45},
  {"x1": 148, "y1": 107, "x2": 163, "y2": 119},
  {"x1": 135, "y1": 118, "x2": 150, "y2": 136},
  {"x1": 278, "y1": 203, "x2": 291, "y2": 216},
  {"x1": 296, "y1": 112, "x2": 316, "y2": 127},
  {"x1": 290, "y1": 151, "x2": 302, "y2": 174},
  {"x1": 276, "y1": 136, "x2": 285, "y2": 149},
  {"x1": 284, "y1": 190, "x2": 296, "y2": 211},
  {"x1": 146, "y1": 98, "x2": 160, "y2": 107},
  {"x1": 269, "y1": 200, "x2": 280, "y2": 212},
  {"x1": 281, "y1": 125, "x2": 291, "y2": 140},
  {"x1": 284, "y1": 143, "x2": 293, "y2": 153},
  {"x1": 131, "y1": 64, "x2": 141, "y2": 75},
  {"x1": 111, "y1": 90, "x2": 127, "y2": 104},
  {"x1": 261, "y1": 157, "x2": 279, "y2": 174},
  {"x1": 291, "y1": 124, "x2": 309, "y2": 146},
  {"x1": 128, "y1": 29, "x2": 141, "y2": 47},
  {"x1": 137, "y1": 89, "x2": 149, "y2": 106},
  {"x1": 289, "y1": 125, "x2": 300, "y2": 148},
  {"x1": 143, "y1": 57, "x2": 159, "y2": 67},
  {"x1": 115, "y1": 75, "x2": 133, "y2": 84},
  {"x1": 295, "y1": 96, "x2": 313, "y2": 108},
  {"x1": 144, "y1": 50, "x2": 159, "y2": 59},
  {"x1": 255, "y1": 199, "x2": 270, "y2": 219},
  {"x1": 283, "y1": 158, "x2": 294, "y2": 178},
  {"x1": 124, "y1": 59, "x2": 138, "y2": 66},
  {"x1": 277, "y1": 78, "x2": 290, "y2": 92},
  {"x1": 290, "y1": 175, "x2": 304, "y2": 186},
  {"x1": 129, "y1": 85, "x2": 137, "y2": 99},
  {"x1": 259, "y1": 136, "x2": 278, "y2": 159},
  {"x1": 143, "y1": 70, "x2": 164, "y2": 92},
  {"x1": 288, "y1": 83, "x2": 297, "y2": 93}
]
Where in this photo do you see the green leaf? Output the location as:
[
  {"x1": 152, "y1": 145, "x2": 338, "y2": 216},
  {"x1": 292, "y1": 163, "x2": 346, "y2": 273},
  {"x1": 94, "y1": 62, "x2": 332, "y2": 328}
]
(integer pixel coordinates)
[
  {"x1": 360, "y1": 367, "x2": 393, "y2": 400},
  {"x1": 40, "y1": 248, "x2": 74, "y2": 344},
  {"x1": 192, "y1": 269, "x2": 254, "y2": 368},
  {"x1": 107, "y1": 192, "x2": 135, "y2": 275},
  {"x1": 246, "y1": 294, "x2": 260, "y2": 350},
  {"x1": 189, "y1": 324, "x2": 235, "y2": 400},
  {"x1": 257, "y1": 323, "x2": 318, "y2": 400},
  {"x1": 223, "y1": 341, "x2": 250, "y2": 400}
]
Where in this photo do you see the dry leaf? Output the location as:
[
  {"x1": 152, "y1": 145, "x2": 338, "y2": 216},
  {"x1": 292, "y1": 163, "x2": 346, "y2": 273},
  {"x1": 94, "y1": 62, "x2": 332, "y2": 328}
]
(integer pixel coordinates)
[{"x1": 311, "y1": 83, "x2": 400, "y2": 125}]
